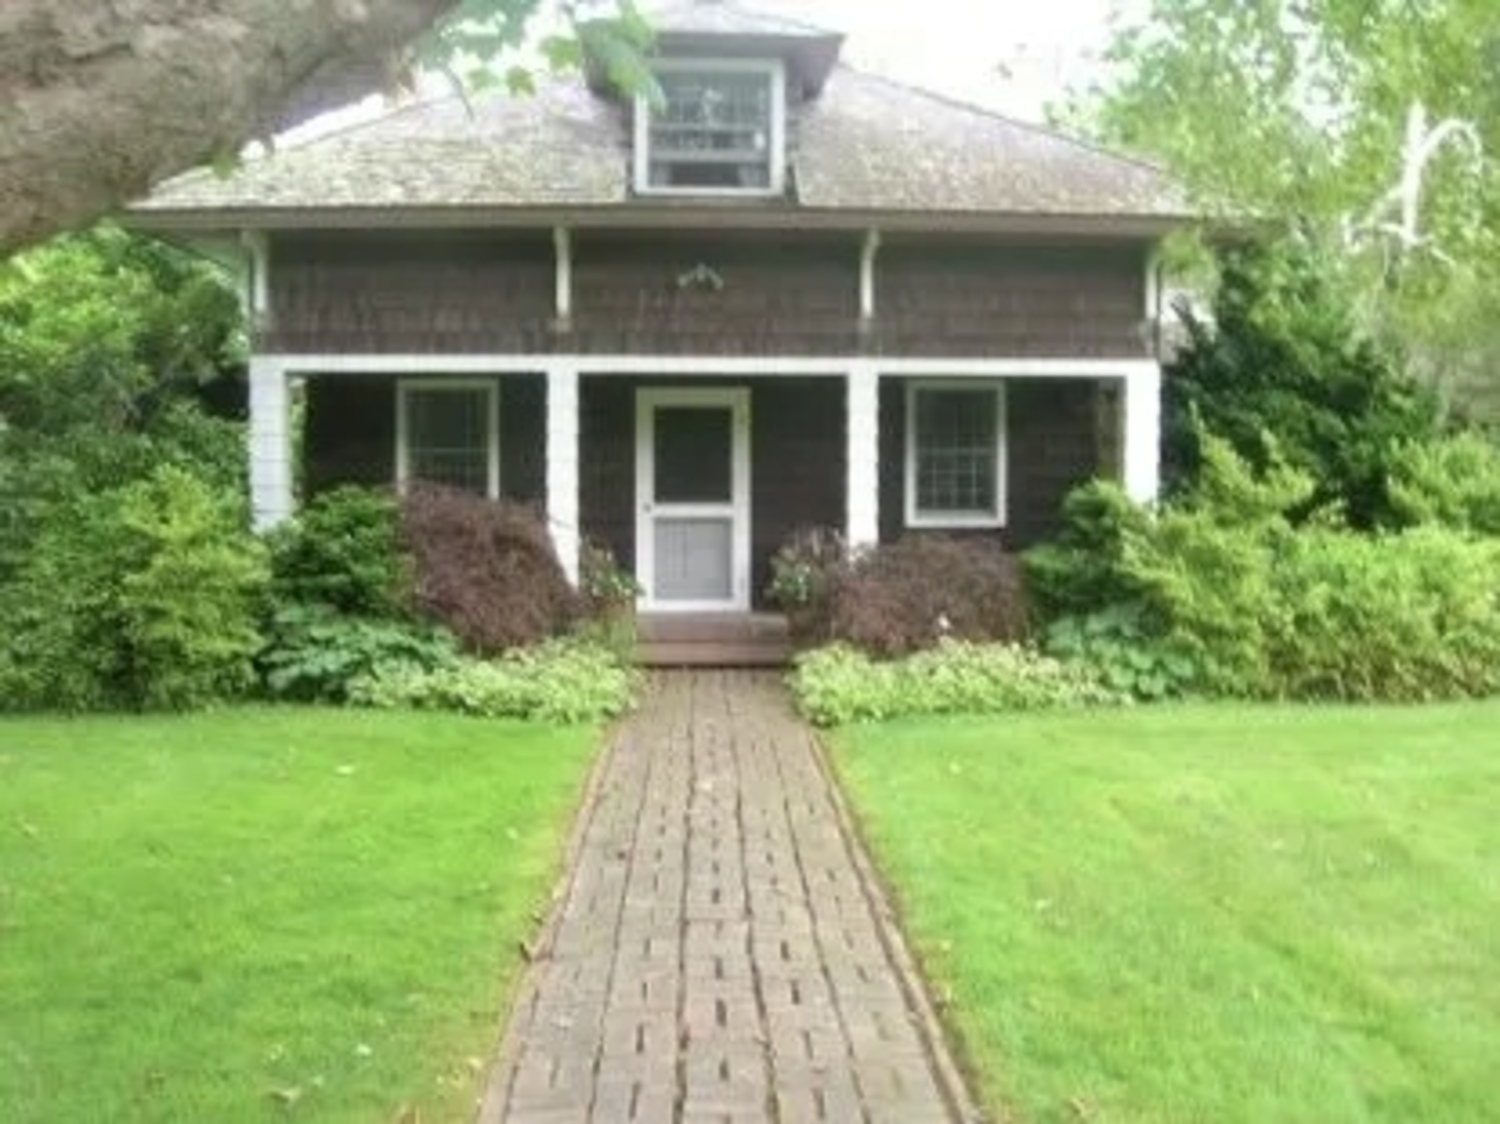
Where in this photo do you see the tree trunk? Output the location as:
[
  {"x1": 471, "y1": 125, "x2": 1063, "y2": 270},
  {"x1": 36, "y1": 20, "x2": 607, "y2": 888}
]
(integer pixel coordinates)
[{"x1": 0, "y1": 0, "x2": 462, "y2": 255}]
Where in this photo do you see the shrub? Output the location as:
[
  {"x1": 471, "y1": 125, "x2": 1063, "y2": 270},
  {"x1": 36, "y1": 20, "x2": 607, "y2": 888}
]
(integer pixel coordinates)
[
  {"x1": 0, "y1": 228, "x2": 245, "y2": 583},
  {"x1": 1026, "y1": 438, "x2": 1500, "y2": 703},
  {"x1": 1268, "y1": 528, "x2": 1500, "y2": 701},
  {"x1": 767, "y1": 530, "x2": 1029, "y2": 656},
  {"x1": 267, "y1": 486, "x2": 412, "y2": 618},
  {"x1": 788, "y1": 641, "x2": 1126, "y2": 727},
  {"x1": 1044, "y1": 604, "x2": 1203, "y2": 701},
  {"x1": 400, "y1": 485, "x2": 580, "y2": 654},
  {"x1": 1388, "y1": 432, "x2": 1500, "y2": 535},
  {"x1": 350, "y1": 639, "x2": 638, "y2": 724},
  {"x1": 765, "y1": 526, "x2": 849, "y2": 644},
  {"x1": 1022, "y1": 482, "x2": 1155, "y2": 621},
  {"x1": 257, "y1": 604, "x2": 461, "y2": 702},
  {"x1": 0, "y1": 466, "x2": 268, "y2": 711},
  {"x1": 579, "y1": 540, "x2": 641, "y2": 615}
]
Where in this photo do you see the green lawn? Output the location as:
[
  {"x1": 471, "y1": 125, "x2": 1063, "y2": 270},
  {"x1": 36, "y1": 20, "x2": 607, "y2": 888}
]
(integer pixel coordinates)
[
  {"x1": 831, "y1": 703, "x2": 1500, "y2": 1124},
  {"x1": 0, "y1": 708, "x2": 598, "y2": 1123}
]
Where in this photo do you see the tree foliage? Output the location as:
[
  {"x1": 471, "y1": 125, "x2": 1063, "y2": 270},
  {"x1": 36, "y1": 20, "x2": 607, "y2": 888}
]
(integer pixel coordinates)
[
  {"x1": 1074, "y1": 0, "x2": 1500, "y2": 415},
  {"x1": 1163, "y1": 242, "x2": 1440, "y2": 528},
  {"x1": 0, "y1": 466, "x2": 269, "y2": 712},
  {"x1": 0, "y1": 227, "x2": 246, "y2": 580}
]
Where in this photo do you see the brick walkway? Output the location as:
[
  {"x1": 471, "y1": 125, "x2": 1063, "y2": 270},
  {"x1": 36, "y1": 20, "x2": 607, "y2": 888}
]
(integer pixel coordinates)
[{"x1": 478, "y1": 671, "x2": 974, "y2": 1124}]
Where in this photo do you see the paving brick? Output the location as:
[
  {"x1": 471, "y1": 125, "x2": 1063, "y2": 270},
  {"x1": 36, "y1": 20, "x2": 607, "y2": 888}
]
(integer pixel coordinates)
[{"x1": 479, "y1": 671, "x2": 967, "y2": 1123}]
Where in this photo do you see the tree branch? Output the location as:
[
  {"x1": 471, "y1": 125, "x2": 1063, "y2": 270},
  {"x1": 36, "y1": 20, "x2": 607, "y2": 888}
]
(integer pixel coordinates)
[{"x1": 0, "y1": 0, "x2": 464, "y2": 255}]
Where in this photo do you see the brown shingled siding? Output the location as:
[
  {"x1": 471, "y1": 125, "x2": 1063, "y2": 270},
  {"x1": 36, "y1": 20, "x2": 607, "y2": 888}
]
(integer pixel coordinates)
[
  {"x1": 569, "y1": 234, "x2": 861, "y2": 356},
  {"x1": 303, "y1": 374, "x2": 545, "y2": 505},
  {"x1": 265, "y1": 232, "x2": 554, "y2": 354},
  {"x1": 264, "y1": 231, "x2": 1150, "y2": 361},
  {"x1": 876, "y1": 242, "x2": 1148, "y2": 359},
  {"x1": 879, "y1": 377, "x2": 1103, "y2": 550},
  {"x1": 578, "y1": 376, "x2": 844, "y2": 608},
  {"x1": 1006, "y1": 379, "x2": 1106, "y2": 545}
]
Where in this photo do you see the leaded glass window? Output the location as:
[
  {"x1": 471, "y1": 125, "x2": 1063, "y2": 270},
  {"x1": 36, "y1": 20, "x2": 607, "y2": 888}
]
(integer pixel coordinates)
[
  {"x1": 400, "y1": 384, "x2": 496, "y2": 497},
  {"x1": 907, "y1": 384, "x2": 1006, "y2": 525}
]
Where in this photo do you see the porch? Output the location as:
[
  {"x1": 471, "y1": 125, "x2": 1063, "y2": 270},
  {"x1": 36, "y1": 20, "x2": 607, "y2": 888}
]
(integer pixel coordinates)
[{"x1": 247, "y1": 355, "x2": 1162, "y2": 662}]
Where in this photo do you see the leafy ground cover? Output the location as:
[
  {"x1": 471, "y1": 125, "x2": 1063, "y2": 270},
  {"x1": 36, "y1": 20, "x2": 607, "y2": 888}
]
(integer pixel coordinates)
[
  {"x1": 0, "y1": 708, "x2": 597, "y2": 1122},
  {"x1": 832, "y1": 702, "x2": 1500, "y2": 1123}
]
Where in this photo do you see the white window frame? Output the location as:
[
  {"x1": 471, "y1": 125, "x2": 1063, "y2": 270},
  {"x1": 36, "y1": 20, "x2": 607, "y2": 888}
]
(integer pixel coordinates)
[
  {"x1": 633, "y1": 57, "x2": 788, "y2": 198},
  {"x1": 395, "y1": 378, "x2": 501, "y2": 499},
  {"x1": 904, "y1": 380, "x2": 1008, "y2": 529}
]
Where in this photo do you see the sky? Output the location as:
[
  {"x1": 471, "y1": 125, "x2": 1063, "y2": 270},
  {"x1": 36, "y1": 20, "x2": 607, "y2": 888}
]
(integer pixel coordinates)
[
  {"x1": 283, "y1": 0, "x2": 1131, "y2": 145},
  {"x1": 743, "y1": 0, "x2": 1129, "y2": 119}
]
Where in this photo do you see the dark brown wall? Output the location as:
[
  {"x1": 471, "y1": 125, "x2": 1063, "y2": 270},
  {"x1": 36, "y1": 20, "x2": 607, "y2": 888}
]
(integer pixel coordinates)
[
  {"x1": 570, "y1": 234, "x2": 860, "y2": 356},
  {"x1": 266, "y1": 232, "x2": 555, "y2": 354},
  {"x1": 266, "y1": 230, "x2": 1149, "y2": 360},
  {"x1": 879, "y1": 377, "x2": 1103, "y2": 551},
  {"x1": 578, "y1": 376, "x2": 844, "y2": 608},
  {"x1": 877, "y1": 241, "x2": 1148, "y2": 359},
  {"x1": 303, "y1": 373, "x2": 546, "y2": 505}
]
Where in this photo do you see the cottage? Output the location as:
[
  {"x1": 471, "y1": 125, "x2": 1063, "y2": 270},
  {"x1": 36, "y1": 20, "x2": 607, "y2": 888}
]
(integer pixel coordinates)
[{"x1": 131, "y1": 0, "x2": 1186, "y2": 643}]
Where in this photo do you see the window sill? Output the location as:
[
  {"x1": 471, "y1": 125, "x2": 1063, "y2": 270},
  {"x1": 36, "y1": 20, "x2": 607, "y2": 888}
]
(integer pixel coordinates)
[
  {"x1": 633, "y1": 184, "x2": 784, "y2": 199},
  {"x1": 905, "y1": 513, "x2": 1007, "y2": 531}
]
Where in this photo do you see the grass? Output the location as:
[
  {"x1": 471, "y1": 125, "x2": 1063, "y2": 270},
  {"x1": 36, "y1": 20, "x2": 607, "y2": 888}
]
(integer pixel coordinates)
[
  {"x1": 831, "y1": 702, "x2": 1500, "y2": 1124},
  {"x1": 0, "y1": 707, "x2": 598, "y2": 1123}
]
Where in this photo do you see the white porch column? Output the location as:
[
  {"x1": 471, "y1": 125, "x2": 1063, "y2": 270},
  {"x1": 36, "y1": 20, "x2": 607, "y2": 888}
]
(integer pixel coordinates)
[
  {"x1": 1123, "y1": 364, "x2": 1163, "y2": 503},
  {"x1": 248, "y1": 356, "x2": 293, "y2": 531},
  {"x1": 846, "y1": 362, "x2": 881, "y2": 550},
  {"x1": 546, "y1": 363, "x2": 582, "y2": 586}
]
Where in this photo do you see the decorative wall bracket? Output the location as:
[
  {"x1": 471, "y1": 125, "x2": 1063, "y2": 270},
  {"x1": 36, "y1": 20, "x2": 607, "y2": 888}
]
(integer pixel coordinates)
[{"x1": 675, "y1": 262, "x2": 725, "y2": 292}]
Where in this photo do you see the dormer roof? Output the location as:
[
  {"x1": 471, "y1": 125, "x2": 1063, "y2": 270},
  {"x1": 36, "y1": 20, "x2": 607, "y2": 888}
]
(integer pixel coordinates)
[{"x1": 639, "y1": 1, "x2": 844, "y2": 96}]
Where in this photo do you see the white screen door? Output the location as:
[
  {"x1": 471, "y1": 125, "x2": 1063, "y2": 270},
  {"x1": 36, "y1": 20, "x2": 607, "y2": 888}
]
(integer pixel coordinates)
[{"x1": 636, "y1": 388, "x2": 750, "y2": 611}]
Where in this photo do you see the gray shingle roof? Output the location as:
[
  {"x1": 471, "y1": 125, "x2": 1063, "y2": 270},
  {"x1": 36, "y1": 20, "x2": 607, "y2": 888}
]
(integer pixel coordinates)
[
  {"x1": 133, "y1": 66, "x2": 1188, "y2": 224},
  {"x1": 644, "y1": 0, "x2": 839, "y2": 39}
]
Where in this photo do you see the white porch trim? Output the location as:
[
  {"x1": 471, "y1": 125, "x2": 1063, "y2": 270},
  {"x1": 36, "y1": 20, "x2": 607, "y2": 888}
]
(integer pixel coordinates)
[
  {"x1": 257, "y1": 352, "x2": 1158, "y2": 381},
  {"x1": 859, "y1": 229, "x2": 882, "y2": 325},
  {"x1": 546, "y1": 363, "x2": 581, "y2": 585},
  {"x1": 845, "y1": 361, "x2": 880, "y2": 550},
  {"x1": 553, "y1": 227, "x2": 573, "y2": 327},
  {"x1": 240, "y1": 230, "x2": 270, "y2": 323},
  {"x1": 1123, "y1": 363, "x2": 1162, "y2": 503},
  {"x1": 248, "y1": 356, "x2": 292, "y2": 531}
]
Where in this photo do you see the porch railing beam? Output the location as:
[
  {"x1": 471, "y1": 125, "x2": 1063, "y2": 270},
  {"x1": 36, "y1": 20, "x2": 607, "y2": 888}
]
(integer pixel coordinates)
[
  {"x1": 248, "y1": 356, "x2": 293, "y2": 531},
  {"x1": 1123, "y1": 365, "x2": 1162, "y2": 503},
  {"x1": 546, "y1": 362, "x2": 582, "y2": 585},
  {"x1": 846, "y1": 362, "x2": 881, "y2": 550}
]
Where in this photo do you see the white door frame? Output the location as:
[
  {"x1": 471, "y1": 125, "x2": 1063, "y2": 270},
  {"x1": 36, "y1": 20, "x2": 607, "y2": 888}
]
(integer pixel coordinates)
[{"x1": 635, "y1": 387, "x2": 752, "y2": 612}]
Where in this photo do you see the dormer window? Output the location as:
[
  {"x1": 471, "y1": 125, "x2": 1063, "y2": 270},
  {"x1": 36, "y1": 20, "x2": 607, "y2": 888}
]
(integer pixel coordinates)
[{"x1": 634, "y1": 58, "x2": 787, "y2": 196}]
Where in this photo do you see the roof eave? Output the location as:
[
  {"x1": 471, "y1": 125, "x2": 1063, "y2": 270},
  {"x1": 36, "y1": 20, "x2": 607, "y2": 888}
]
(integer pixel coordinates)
[{"x1": 122, "y1": 203, "x2": 1198, "y2": 240}]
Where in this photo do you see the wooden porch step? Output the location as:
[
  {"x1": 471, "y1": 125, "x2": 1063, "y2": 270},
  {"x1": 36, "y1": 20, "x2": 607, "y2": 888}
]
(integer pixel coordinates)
[{"x1": 636, "y1": 613, "x2": 792, "y2": 668}]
